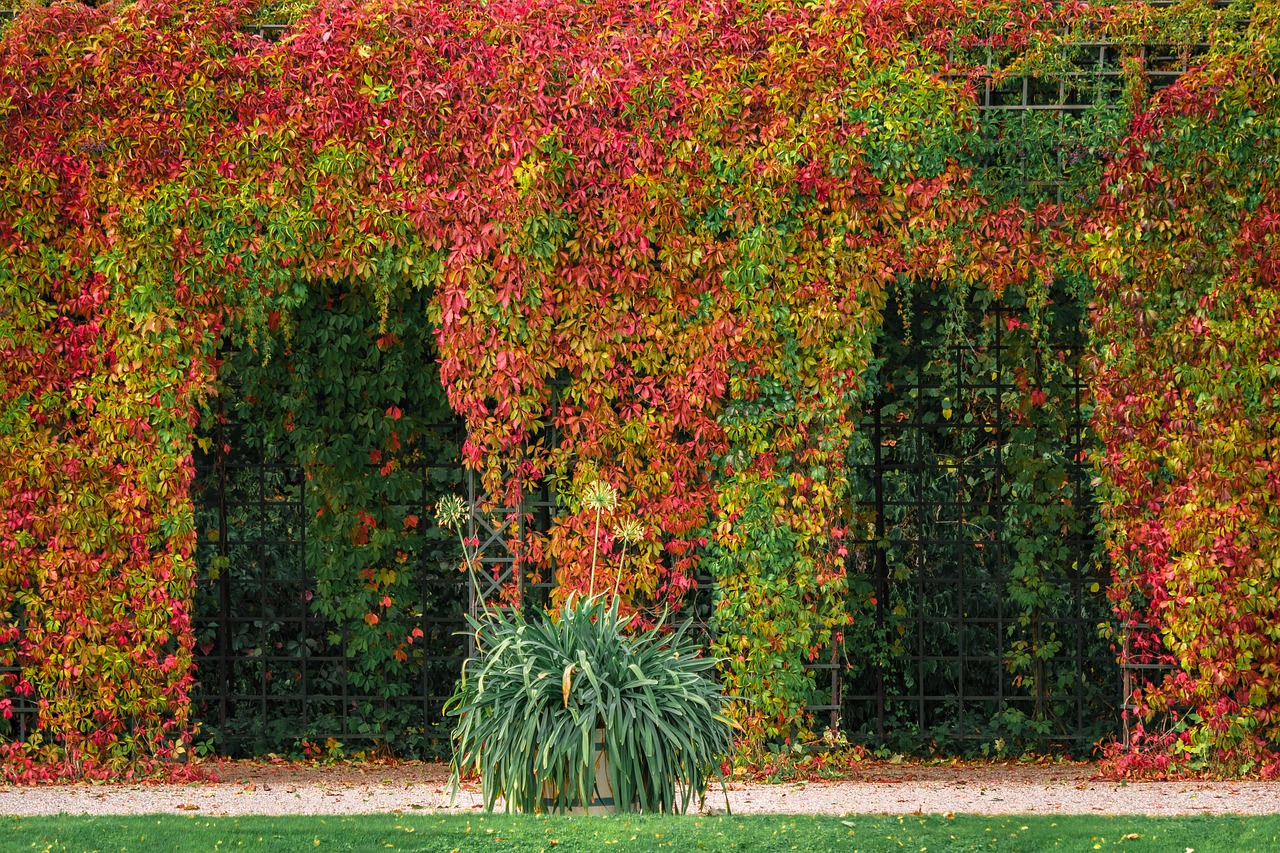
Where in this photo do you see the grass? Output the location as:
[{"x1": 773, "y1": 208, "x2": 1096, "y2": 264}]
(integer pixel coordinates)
[{"x1": 2, "y1": 813, "x2": 1279, "y2": 852}]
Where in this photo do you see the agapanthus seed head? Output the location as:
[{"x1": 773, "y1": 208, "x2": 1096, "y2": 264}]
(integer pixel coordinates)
[
  {"x1": 582, "y1": 479, "x2": 617, "y2": 514},
  {"x1": 614, "y1": 518, "x2": 645, "y2": 543},
  {"x1": 435, "y1": 494, "x2": 468, "y2": 531}
]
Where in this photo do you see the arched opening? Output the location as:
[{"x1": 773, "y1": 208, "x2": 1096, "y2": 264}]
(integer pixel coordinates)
[{"x1": 189, "y1": 281, "x2": 467, "y2": 758}]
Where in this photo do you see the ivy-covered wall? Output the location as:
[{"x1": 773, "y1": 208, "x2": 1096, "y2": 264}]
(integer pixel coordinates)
[
  {"x1": 2, "y1": 0, "x2": 1279, "y2": 778},
  {"x1": 1085, "y1": 11, "x2": 1280, "y2": 773}
]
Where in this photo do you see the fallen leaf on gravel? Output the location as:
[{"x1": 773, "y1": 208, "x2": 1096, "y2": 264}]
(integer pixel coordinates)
[{"x1": 177, "y1": 802, "x2": 199, "y2": 811}]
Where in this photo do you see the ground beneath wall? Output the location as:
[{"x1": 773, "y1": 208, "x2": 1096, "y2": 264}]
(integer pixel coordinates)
[{"x1": 2, "y1": 762, "x2": 1278, "y2": 817}]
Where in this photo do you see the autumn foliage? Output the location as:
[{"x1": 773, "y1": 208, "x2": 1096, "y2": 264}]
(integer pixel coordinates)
[
  {"x1": 2, "y1": 0, "x2": 1280, "y2": 778},
  {"x1": 1086, "y1": 11, "x2": 1280, "y2": 776}
]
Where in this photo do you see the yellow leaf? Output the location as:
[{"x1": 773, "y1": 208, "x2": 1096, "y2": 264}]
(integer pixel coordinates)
[{"x1": 562, "y1": 663, "x2": 575, "y2": 708}]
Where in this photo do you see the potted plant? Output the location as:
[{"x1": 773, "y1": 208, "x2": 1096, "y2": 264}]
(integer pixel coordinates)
[{"x1": 437, "y1": 490, "x2": 733, "y2": 814}]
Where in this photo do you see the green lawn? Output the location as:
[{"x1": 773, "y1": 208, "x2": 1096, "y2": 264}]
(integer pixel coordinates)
[{"x1": 1, "y1": 813, "x2": 1276, "y2": 852}]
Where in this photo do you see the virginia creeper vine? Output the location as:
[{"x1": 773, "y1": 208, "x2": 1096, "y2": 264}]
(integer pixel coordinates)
[{"x1": 2, "y1": 0, "x2": 1279, "y2": 776}]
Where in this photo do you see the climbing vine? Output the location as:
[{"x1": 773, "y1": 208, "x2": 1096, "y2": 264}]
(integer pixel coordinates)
[
  {"x1": 1085, "y1": 7, "x2": 1280, "y2": 775},
  {"x1": 2, "y1": 0, "x2": 1280, "y2": 776}
]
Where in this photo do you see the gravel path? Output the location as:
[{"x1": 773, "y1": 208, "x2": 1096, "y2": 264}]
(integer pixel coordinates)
[{"x1": 2, "y1": 762, "x2": 1279, "y2": 817}]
